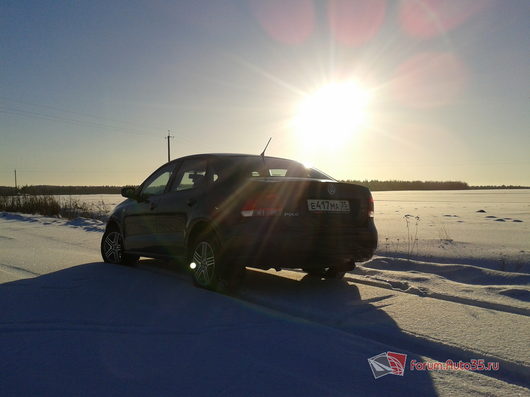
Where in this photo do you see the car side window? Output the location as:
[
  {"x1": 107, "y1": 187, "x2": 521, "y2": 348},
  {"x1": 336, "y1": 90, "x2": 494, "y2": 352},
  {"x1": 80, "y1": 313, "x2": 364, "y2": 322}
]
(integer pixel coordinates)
[
  {"x1": 170, "y1": 159, "x2": 208, "y2": 192},
  {"x1": 210, "y1": 163, "x2": 219, "y2": 182},
  {"x1": 269, "y1": 168, "x2": 288, "y2": 177},
  {"x1": 140, "y1": 162, "x2": 175, "y2": 196}
]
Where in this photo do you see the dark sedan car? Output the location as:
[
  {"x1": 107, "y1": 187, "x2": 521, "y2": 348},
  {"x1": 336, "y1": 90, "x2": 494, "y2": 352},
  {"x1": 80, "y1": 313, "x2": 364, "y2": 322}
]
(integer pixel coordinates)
[{"x1": 101, "y1": 154, "x2": 377, "y2": 290}]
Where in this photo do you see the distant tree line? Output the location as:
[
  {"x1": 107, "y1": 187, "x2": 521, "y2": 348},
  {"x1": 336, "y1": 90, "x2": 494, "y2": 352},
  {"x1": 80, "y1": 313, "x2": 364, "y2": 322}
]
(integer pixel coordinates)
[
  {"x1": 0, "y1": 182, "x2": 528, "y2": 196},
  {"x1": 0, "y1": 186, "x2": 17, "y2": 196},
  {"x1": 342, "y1": 180, "x2": 470, "y2": 191},
  {"x1": 0, "y1": 185, "x2": 122, "y2": 196},
  {"x1": 468, "y1": 185, "x2": 530, "y2": 190},
  {"x1": 342, "y1": 180, "x2": 529, "y2": 191}
]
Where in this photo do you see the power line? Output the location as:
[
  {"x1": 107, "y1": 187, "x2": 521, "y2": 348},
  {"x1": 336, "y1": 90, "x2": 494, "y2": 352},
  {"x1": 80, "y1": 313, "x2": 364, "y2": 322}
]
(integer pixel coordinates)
[
  {"x1": 0, "y1": 106, "x2": 153, "y2": 137},
  {"x1": 0, "y1": 99, "x2": 190, "y2": 145},
  {"x1": 1, "y1": 103, "x2": 195, "y2": 146},
  {"x1": 0, "y1": 96, "x2": 167, "y2": 133}
]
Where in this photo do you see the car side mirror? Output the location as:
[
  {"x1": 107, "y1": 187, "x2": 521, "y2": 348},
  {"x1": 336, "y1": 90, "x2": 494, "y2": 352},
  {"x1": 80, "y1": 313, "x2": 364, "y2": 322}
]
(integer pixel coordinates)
[{"x1": 121, "y1": 186, "x2": 139, "y2": 200}]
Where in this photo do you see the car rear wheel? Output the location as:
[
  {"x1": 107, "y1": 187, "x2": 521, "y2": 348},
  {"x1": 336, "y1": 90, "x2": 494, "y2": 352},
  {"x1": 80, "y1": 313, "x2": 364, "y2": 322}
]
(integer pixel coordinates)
[
  {"x1": 101, "y1": 227, "x2": 138, "y2": 266},
  {"x1": 190, "y1": 238, "x2": 221, "y2": 290},
  {"x1": 303, "y1": 268, "x2": 326, "y2": 278},
  {"x1": 303, "y1": 265, "x2": 350, "y2": 280},
  {"x1": 190, "y1": 236, "x2": 244, "y2": 292},
  {"x1": 324, "y1": 267, "x2": 346, "y2": 280}
]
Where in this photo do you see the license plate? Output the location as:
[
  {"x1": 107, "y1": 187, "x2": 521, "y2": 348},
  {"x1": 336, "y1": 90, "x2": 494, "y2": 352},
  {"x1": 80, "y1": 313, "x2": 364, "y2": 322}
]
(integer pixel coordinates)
[{"x1": 307, "y1": 199, "x2": 350, "y2": 213}]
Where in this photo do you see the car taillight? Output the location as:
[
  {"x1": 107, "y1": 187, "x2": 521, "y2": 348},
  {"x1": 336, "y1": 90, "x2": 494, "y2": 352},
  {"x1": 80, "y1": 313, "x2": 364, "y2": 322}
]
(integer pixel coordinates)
[
  {"x1": 368, "y1": 196, "x2": 374, "y2": 218},
  {"x1": 241, "y1": 193, "x2": 282, "y2": 217}
]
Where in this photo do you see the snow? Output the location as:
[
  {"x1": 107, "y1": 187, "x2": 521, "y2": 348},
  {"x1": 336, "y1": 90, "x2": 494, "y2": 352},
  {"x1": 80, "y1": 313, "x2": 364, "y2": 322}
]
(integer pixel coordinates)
[
  {"x1": 0, "y1": 190, "x2": 529, "y2": 396},
  {"x1": 372, "y1": 190, "x2": 530, "y2": 268},
  {"x1": 355, "y1": 190, "x2": 530, "y2": 317}
]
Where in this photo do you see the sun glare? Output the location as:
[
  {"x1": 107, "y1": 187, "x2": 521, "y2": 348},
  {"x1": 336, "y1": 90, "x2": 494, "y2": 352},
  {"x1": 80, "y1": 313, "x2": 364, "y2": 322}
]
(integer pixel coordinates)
[{"x1": 293, "y1": 81, "x2": 373, "y2": 150}]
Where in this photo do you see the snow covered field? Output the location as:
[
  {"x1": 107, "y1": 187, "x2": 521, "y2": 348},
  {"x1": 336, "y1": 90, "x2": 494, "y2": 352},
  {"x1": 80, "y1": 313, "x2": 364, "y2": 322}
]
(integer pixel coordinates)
[
  {"x1": 363, "y1": 190, "x2": 530, "y2": 316},
  {"x1": 373, "y1": 190, "x2": 529, "y2": 267},
  {"x1": 55, "y1": 194, "x2": 123, "y2": 207},
  {"x1": 0, "y1": 189, "x2": 529, "y2": 396}
]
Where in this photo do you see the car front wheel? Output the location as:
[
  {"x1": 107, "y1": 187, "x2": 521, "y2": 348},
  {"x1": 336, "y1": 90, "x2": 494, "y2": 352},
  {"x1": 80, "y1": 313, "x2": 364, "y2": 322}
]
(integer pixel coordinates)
[{"x1": 101, "y1": 227, "x2": 138, "y2": 266}]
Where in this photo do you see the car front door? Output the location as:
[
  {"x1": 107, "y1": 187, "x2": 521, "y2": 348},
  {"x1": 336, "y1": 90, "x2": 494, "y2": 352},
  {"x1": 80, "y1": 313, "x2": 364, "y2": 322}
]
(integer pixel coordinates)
[
  {"x1": 122, "y1": 161, "x2": 177, "y2": 255},
  {"x1": 153, "y1": 157, "x2": 212, "y2": 260}
]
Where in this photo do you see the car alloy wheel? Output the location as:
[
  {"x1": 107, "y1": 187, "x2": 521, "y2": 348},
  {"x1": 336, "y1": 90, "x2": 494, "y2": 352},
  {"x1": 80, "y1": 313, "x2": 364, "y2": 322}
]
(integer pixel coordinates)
[
  {"x1": 103, "y1": 231, "x2": 123, "y2": 263},
  {"x1": 192, "y1": 241, "x2": 217, "y2": 288},
  {"x1": 101, "y1": 227, "x2": 138, "y2": 266}
]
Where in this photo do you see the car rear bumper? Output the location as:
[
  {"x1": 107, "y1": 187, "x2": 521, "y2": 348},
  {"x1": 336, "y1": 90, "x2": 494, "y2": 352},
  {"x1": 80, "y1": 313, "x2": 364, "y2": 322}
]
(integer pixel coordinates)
[{"x1": 220, "y1": 219, "x2": 378, "y2": 269}]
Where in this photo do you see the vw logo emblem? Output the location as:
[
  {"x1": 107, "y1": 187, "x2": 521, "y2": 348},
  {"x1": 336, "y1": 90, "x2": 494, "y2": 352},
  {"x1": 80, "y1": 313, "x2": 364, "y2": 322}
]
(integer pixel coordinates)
[{"x1": 327, "y1": 183, "x2": 336, "y2": 195}]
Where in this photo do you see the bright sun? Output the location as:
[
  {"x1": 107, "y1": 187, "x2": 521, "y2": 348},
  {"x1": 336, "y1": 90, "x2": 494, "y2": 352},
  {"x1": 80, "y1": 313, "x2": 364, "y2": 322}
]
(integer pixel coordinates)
[{"x1": 292, "y1": 80, "x2": 373, "y2": 150}]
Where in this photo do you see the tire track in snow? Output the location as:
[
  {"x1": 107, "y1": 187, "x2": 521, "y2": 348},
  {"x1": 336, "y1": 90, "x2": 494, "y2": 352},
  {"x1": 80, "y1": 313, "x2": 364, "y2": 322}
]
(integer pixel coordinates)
[
  {"x1": 236, "y1": 270, "x2": 530, "y2": 390},
  {"x1": 0, "y1": 263, "x2": 40, "y2": 278},
  {"x1": 344, "y1": 274, "x2": 530, "y2": 317}
]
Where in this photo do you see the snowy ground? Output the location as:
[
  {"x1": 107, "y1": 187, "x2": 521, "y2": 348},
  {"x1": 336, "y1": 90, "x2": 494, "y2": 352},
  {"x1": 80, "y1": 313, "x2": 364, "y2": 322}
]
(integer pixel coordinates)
[
  {"x1": 373, "y1": 190, "x2": 530, "y2": 267},
  {"x1": 362, "y1": 190, "x2": 530, "y2": 317},
  {"x1": 0, "y1": 191, "x2": 529, "y2": 396}
]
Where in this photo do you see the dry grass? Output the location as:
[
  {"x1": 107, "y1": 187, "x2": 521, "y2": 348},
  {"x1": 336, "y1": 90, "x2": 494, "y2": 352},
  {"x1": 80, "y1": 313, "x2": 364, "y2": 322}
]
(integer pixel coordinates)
[{"x1": 0, "y1": 195, "x2": 109, "y2": 220}]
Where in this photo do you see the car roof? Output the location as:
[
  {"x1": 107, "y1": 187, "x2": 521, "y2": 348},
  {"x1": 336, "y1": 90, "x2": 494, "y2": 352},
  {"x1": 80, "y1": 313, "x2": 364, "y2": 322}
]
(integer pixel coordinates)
[{"x1": 171, "y1": 153, "x2": 301, "y2": 163}]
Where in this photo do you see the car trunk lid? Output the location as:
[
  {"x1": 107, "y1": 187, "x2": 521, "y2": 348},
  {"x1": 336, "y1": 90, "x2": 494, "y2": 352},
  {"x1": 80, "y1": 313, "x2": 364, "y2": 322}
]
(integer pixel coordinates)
[{"x1": 239, "y1": 178, "x2": 373, "y2": 229}]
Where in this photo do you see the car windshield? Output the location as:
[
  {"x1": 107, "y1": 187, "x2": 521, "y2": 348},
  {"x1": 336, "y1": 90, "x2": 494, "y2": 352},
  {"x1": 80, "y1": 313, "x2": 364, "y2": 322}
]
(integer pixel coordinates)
[{"x1": 218, "y1": 156, "x2": 334, "y2": 181}]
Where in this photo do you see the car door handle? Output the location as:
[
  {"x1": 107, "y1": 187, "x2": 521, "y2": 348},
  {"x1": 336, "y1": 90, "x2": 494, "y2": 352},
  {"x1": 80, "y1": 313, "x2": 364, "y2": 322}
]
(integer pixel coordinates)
[{"x1": 187, "y1": 198, "x2": 197, "y2": 207}]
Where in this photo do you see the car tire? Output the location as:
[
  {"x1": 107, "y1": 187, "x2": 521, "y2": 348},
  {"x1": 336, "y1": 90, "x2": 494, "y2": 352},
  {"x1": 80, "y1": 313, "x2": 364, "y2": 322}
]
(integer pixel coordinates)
[
  {"x1": 324, "y1": 267, "x2": 346, "y2": 280},
  {"x1": 303, "y1": 268, "x2": 326, "y2": 278},
  {"x1": 190, "y1": 236, "x2": 244, "y2": 293},
  {"x1": 101, "y1": 226, "x2": 138, "y2": 266},
  {"x1": 190, "y1": 236, "x2": 223, "y2": 290}
]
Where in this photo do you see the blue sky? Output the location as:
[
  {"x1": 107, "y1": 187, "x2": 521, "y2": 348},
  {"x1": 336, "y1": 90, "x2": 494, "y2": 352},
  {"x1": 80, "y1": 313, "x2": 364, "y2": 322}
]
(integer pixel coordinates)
[{"x1": 1, "y1": 0, "x2": 529, "y2": 186}]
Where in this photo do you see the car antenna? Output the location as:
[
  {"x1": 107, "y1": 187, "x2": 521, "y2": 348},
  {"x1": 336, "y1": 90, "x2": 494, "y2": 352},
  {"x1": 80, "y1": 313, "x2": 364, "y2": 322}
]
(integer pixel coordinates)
[{"x1": 260, "y1": 137, "x2": 272, "y2": 159}]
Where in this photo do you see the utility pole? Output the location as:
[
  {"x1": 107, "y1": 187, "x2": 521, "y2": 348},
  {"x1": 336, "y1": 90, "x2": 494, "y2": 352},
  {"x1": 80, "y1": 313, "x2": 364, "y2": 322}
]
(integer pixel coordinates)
[
  {"x1": 165, "y1": 130, "x2": 174, "y2": 162},
  {"x1": 14, "y1": 169, "x2": 17, "y2": 190}
]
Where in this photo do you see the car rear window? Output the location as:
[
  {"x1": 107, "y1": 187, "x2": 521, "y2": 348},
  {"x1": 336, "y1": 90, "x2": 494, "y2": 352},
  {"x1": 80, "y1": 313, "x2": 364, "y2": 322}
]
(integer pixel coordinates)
[{"x1": 216, "y1": 157, "x2": 333, "y2": 181}]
